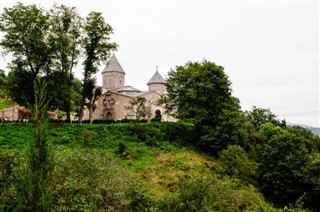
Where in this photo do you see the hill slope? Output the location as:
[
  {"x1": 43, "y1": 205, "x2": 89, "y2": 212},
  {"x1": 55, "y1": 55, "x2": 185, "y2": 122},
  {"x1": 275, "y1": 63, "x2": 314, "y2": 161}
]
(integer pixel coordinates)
[{"x1": 0, "y1": 122, "x2": 282, "y2": 211}]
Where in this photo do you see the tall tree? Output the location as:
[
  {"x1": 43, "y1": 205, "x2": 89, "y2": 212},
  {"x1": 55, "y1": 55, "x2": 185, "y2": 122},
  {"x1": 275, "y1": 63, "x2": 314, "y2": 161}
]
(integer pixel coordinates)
[
  {"x1": 83, "y1": 78, "x2": 102, "y2": 123},
  {"x1": 48, "y1": 4, "x2": 82, "y2": 121},
  {"x1": 258, "y1": 123, "x2": 320, "y2": 208},
  {"x1": 79, "y1": 12, "x2": 117, "y2": 122},
  {"x1": 70, "y1": 77, "x2": 83, "y2": 119},
  {"x1": 6, "y1": 61, "x2": 35, "y2": 105},
  {"x1": 163, "y1": 60, "x2": 247, "y2": 154},
  {"x1": 0, "y1": 3, "x2": 52, "y2": 105}
]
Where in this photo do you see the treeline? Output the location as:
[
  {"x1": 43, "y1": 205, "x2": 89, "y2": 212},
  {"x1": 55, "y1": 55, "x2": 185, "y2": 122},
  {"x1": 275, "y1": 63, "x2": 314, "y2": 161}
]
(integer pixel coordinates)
[{"x1": 0, "y1": 3, "x2": 117, "y2": 121}]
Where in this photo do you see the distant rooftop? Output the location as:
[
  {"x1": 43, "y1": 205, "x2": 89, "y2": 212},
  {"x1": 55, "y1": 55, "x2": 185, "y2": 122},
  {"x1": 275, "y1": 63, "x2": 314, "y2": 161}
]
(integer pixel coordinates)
[{"x1": 116, "y1": 86, "x2": 141, "y2": 92}]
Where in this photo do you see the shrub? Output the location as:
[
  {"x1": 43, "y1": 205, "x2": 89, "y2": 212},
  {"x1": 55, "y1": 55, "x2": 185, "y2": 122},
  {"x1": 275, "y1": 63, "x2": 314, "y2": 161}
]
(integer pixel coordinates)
[
  {"x1": 158, "y1": 122, "x2": 196, "y2": 145},
  {"x1": 160, "y1": 175, "x2": 274, "y2": 211},
  {"x1": 151, "y1": 118, "x2": 161, "y2": 122},
  {"x1": 52, "y1": 148, "x2": 157, "y2": 211},
  {"x1": 216, "y1": 145, "x2": 258, "y2": 185},
  {"x1": 0, "y1": 151, "x2": 17, "y2": 211},
  {"x1": 91, "y1": 119, "x2": 116, "y2": 124}
]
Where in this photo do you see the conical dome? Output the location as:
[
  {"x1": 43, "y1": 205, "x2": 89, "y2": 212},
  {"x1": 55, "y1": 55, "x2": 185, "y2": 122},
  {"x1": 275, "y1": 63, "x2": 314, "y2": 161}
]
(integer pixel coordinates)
[
  {"x1": 102, "y1": 54, "x2": 125, "y2": 74},
  {"x1": 147, "y1": 68, "x2": 167, "y2": 94},
  {"x1": 102, "y1": 54, "x2": 125, "y2": 90},
  {"x1": 147, "y1": 70, "x2": 165, "y2": 85}
]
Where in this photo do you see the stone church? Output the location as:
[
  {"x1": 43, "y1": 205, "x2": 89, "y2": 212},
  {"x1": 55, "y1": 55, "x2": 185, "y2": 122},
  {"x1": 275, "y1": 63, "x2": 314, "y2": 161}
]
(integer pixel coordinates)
[{"x1": 83, "y1": 54, "x2": 174, "y2": 122}]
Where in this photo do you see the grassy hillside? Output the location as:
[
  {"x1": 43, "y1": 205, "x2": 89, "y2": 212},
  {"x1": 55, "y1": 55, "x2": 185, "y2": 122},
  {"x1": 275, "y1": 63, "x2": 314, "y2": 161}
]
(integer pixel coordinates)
[
  {"x1": 0, "y1": 99, "x2": 15, "y2": 110},
  {"x1": 0, "y1": 122, "x2": 299, "y2": 211}
]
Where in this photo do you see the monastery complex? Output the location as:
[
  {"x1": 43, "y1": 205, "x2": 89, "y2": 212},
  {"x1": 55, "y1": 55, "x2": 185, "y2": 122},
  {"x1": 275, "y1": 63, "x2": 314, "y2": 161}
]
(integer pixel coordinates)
[{"x1": 83, "y1": 54, "x2": 175, "y2": 122}]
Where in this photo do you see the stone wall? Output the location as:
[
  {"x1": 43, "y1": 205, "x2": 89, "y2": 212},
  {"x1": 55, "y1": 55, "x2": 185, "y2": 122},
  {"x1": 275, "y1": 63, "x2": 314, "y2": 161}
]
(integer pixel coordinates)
[
  {"x1": 103, "y1": 72, "x2": 125, "y2": 89},
  {"x1": 148, "y1": 83, "x2": 166, "y2": 95}
]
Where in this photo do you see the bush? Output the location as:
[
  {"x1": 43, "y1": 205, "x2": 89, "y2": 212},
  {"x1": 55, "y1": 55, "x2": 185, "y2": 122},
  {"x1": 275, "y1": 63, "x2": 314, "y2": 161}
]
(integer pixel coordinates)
[
  {"x1": 158, "y1": 122, "x2": 196, "y2": 145},
  {"x1": 216, "y1": 145, "x2": 258, "y2": 185},
  {"x1": 151, "y1": 118, "x2": 161, "y2": 122},
  {"x1": 160, "y1": 175, "x2": 274, "y2": 211},
  {"x1": 120, "y1": 118, "x2": 134, "y2": 123},
  {"x1": 0, "y1": 151, "x2": 17, "y2": 211},
  {"x1": 52, "y1": 148, "x2": 157, "y2": 211},
  {"x1": 91, "y1": 119, "x2": 116, "y2": 124}
]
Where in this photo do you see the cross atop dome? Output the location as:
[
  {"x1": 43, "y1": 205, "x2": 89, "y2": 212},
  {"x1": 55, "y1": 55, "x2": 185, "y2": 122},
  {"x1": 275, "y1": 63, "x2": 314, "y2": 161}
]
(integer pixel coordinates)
[{"x1": 147, "y1": 67, "x2": 165, "y2": 85}]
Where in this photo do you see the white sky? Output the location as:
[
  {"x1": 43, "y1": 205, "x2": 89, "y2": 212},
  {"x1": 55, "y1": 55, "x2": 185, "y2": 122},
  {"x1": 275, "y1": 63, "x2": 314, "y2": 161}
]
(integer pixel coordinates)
[{"x1": 0, "y1": 0, "x2": 319, "y2": 127}]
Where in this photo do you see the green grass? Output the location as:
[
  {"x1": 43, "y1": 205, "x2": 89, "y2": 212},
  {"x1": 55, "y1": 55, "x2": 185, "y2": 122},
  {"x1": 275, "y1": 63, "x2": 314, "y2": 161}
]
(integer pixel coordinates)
[
  {"x1": 0, "y1": 122, "x2": 210, "y2": 194},
  {"x1": 0, "y1": 99, "x2": 15, "y2": 110},
  {"x1": 0, "y1": 122, "x2": 281, "y2": 211}
]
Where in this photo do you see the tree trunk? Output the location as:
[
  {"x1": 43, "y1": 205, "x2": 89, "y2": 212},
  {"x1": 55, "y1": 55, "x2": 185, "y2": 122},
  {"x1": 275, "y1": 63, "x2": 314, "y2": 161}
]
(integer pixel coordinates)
[
  {"x1": 89, "y1": 105, "x2": 93, "y2": 124},
  {"x1": 79, "y1": 96, "x2": 85, "y2": 123},
  {"x1": 65, "y1": 69, "x2": 73, "y2": 122},
  {"x1": 65, "y1": 98, "x2": 71, "y2": 122}
]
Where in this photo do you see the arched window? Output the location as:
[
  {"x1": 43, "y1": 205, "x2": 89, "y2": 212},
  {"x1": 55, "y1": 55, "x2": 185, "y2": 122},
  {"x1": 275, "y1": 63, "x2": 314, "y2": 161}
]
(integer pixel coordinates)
[
  {"x1": 106, "y1": 112, "x2": 112, "y2": 119},
  {"x1": 155, "y1": 110, "x2": 162, "y2": 119}
]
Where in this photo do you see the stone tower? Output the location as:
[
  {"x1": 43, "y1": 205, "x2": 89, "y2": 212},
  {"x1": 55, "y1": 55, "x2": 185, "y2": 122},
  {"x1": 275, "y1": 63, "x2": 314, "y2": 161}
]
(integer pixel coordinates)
[
  {"x1": 147, "y1": 68, "x2": 166, "y2": 95},
  {"x1": 102, "y1": 54, "x2": 125, "y2": 90}
]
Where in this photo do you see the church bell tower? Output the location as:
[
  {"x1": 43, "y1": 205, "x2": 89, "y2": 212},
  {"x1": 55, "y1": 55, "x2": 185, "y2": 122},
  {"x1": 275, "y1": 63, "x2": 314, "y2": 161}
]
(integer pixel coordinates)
[{"x1": 102, "y1": 54, "x2": 125, "y2": 90}]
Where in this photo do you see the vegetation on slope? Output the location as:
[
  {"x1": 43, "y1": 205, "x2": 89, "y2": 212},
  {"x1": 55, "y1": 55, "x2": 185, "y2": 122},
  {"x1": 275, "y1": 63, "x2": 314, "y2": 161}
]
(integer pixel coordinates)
[
  {"x1": 0, "y1": 99, "x2": 15, "y2": 110},
  {"x1": 0, "y1": 123, "x2": 271, "y2": 211},
  {"x1": 1, "y1": 121, "x2": 319, "y2": 211}
]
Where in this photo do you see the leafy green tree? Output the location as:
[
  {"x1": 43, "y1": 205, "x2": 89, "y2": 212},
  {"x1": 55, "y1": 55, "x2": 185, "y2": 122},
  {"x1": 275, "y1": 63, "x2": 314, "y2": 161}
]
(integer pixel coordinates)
[
  {"x1": 258, "y1": 123, "x2": 320, "y2": 208},
  {"x1": 6, "y1": 62, "x2": 35, "y2": 105},
  {"x1": 246, "y1": 106, "x2": 285, "y2": 131},
  {"x1": 48, "y1": 4, "x2": 82, "y2": 121},
  {"x1": 125, "y1": 97, "x2": 150, "y2": 122},
  {"x1": 0, "y1": 3, "x2": 52, "y2": 78},
  {"x1": 163, "y1": 60, "x2": 247, "y2": 154},
  {"x1": 79, "y1": 12, "x2": 117, "y2": 122},
  {"x1": 299, "y1": 153, "x2": 320, "y2": 210},
  {"x1": 0, "y1": 3, "x2": 53, "y2": 105},
  {"x1": 243, "y1": 107, "x2": 285, "y2": 160}
]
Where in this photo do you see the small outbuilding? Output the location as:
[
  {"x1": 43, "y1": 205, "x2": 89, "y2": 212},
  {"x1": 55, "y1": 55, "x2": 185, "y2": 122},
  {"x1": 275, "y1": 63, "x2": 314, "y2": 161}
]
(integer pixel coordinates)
[{"x1": 0, "y1": 105, "x2": 30, "y2": 122}]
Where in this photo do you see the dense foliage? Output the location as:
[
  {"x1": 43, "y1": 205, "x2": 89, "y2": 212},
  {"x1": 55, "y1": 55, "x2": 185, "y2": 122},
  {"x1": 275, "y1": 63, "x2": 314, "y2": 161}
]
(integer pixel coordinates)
[
  {"x1": 0, "y1": 3, "x2": 116, "y2": 117},
  {"x1": 246, "y1": 106, "x2": 286, "y2": 131},
  {"x1": 258, "y1": 123, "x2": 320, "y2": 209},
  {"x1": 163, "y1": 60, "x2": 247, "y2": 154}
]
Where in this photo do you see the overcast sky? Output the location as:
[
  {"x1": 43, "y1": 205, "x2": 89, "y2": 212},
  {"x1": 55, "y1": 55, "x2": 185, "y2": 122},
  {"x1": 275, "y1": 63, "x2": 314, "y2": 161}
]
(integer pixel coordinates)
[{"x1": 0, "y1": 0, "x2": 319, "y2": 127}]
